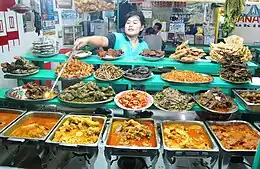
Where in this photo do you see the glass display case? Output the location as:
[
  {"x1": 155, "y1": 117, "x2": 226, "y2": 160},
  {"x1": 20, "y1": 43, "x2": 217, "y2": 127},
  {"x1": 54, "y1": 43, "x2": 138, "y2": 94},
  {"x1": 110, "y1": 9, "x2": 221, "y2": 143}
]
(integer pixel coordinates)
[{"x1": 62, "y1": 25, "x2": 83, "y2": 47}]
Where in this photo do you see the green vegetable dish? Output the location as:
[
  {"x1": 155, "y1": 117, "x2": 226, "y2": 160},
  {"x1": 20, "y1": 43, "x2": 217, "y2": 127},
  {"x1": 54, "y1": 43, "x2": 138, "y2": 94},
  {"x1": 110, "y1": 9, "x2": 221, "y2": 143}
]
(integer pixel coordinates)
[{"x1": 154, "y1": 88, "x2": 194, "y2": 111}]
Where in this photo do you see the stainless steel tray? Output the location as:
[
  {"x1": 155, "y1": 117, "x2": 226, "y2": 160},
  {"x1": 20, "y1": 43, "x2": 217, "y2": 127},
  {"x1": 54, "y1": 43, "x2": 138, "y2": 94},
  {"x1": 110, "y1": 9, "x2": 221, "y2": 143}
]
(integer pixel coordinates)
[
  {"x1": 46, "y1": 114, "x2": 106, "y2": 148},
  {"x1": 0, "y1": 108, "x2": 27, "y2": 134},
  {"x1": 206, "y1": 120, "x2": 260, "y2": 154},
  {"x1": 161, "y1": 121, "x2": 219, "y2": 155},
  {"x1": 254, "y1": 122, "x2": 260, "y2": 131},
  {"x1": 233, "y1": 89, "x2": 260, "y2": 113},
  {"x1": 105, "y1": 117, "x2": 160, "y2": 150},
  {"x1": 0, "y1": 111, "x2": 65, "y2": 142}
]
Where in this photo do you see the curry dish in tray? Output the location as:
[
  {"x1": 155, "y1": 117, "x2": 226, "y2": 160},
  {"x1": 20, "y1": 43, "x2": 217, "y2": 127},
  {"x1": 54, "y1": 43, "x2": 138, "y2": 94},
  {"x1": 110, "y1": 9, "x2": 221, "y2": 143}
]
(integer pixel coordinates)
[
  {"x1": 163, "y1": 123, "x2": 212, "y2": 149},
  {"x1": 107, "y1": 119, "x2": 156, "y2": 147},
  {"x1": 211, "y1": 123, "x2": 260, "y2": 150},
  {"x1": 52, "y1": 116, "x2": 103, "y2": 144},
  {"x1": 0, "y1": 111, "x2": 20, "y2": 130},
  {"x1": 8, "y1": 117, "x2": 59, "y2": 139}
]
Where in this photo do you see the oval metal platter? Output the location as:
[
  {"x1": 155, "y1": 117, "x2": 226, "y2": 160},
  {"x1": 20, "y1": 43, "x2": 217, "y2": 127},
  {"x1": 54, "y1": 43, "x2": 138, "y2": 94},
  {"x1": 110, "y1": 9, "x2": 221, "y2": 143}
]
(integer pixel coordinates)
[
  {"x1": 33, "y1": 52, "x2": 59, "y2": 58},
  {"x1": 59, "y1": 73, "x2": 92, "y2": 81},
  {"x1": 174, "y1": 59, "x2": 196, "y2": 64},
  {"x1": 219, "y1": 75, "x2": 251, "y2": 84},
  {"x1": 123, "y1": 72, "x2": 153, "y2": 81},
  {"x1": 193, "y1": 92, "x2": 238, "y2": 114},
  {"x1": 114, "y1": 90, "x2": 154, "y2": 111},
  {"x1": 153, "y1": 101, "x2": 195, "y2": 112},
  {"x1": 161, "y1": 73, "x2": 214, "y2": 84},
  {"x1": 4, "y1": 69, "x2": 39, "y2": 77},
  {"x1": 93, "y1": 72, "x2": 122, "y2": 82},
  {"x1": 5, "y1": 87, "x2": 57, "y2": 102},
  {"x1": 58, "y1": 96, "x2": 114, "y2": 105},
  {"x1": 140, "y1": 55, "x2": 164, "y2": 61}
]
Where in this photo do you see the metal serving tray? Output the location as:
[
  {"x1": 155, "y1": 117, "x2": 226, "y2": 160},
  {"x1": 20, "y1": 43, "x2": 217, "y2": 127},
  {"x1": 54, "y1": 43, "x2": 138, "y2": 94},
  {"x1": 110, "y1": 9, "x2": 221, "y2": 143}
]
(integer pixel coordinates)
[
  {"x1": 105, "y1": 117, "x2": 160, "y2": 151},
  {"x1": 194, "y1": 90, "x2": 238, "y2": 114},
  {"x1": 254, "y1": 122, "x2": 260, "y2": 131},
  {"x1": 0, "y1": 111, "x2": 65, "y2": 142},
  {"x1": 0, "y1": 108, "x2": 27, "y2": 134},
  {"x1": 206, "y1": 120, "x2": 260, "y2": 155},
  {"x1": 46, "y1": 114, "x2": 106, "y2": 148},
  {"x1": 161, "y1": 121, "x2": 219, "y2": 157},
  {"x1": 233, "y1": 89, "x2": 260, "y2": 113}
]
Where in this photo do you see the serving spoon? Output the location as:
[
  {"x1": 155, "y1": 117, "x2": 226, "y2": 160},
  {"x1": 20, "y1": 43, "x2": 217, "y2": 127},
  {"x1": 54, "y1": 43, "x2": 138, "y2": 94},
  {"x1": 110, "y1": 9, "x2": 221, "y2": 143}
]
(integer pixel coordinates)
[{"x1": 44, "y1": 49, "x2": 75, "y2": 98}]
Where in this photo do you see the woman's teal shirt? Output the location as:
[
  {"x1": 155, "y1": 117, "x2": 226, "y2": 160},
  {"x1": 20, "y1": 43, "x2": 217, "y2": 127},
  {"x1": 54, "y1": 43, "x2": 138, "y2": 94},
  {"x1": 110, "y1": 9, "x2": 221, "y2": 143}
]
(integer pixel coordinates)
[{"x1": 112, "y1": 32, "x2": 149, "y2": 56}]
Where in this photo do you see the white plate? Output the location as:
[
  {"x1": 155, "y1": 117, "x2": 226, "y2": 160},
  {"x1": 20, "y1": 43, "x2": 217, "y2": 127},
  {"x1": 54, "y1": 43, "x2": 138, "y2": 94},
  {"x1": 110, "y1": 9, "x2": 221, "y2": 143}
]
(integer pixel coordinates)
[
  {"x1": 4, "y1": 69, "x2": 39, "y2": 77},
  {"x1": 66, "y1": 51, "x2": 92, "y2": 59},
  {"x1": 93, "y1": 72, "x2": 122, "y2": 81},
  {"x1": 99, "y1": 55, "x2": 124, "y2": 60},
  {"x1": 114, "y1": 90, "x2": 154, "y2": 111}
]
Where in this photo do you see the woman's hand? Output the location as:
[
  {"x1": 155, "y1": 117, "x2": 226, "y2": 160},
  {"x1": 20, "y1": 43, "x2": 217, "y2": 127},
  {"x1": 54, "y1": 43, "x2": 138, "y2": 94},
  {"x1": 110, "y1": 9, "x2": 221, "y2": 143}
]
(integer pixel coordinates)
[{"x1": 74, "y1": 37, "x2": 89, "y2": 50}]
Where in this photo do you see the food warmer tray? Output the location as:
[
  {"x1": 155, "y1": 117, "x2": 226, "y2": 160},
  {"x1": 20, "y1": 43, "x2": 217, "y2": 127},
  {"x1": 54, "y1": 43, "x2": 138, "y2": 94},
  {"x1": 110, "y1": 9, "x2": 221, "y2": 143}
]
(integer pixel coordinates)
[
  {"x1": 0, "y1": 108, "x2": 27, "y2": 134},
  {"x1": 46, "y1": 114, "x2": 107, "y2": 151},
  {"x1": 104, "y1": 117, "x2": 160, "y2": 154},
  {"x1": 205, "y1": 120, "x2": 260, "y2": 156},
  {"x1": 233, "y1": 89, "x2": 260, "y2": 113},
  {"x1": 161, "y1": 121, "x2": 219, "y2": 157},
  {"x1": 0, "y1": 111, "x2": 65, "y2": 143},
  {"x1": 254, "y1": 122, "x2": 260, "y2": 131}
]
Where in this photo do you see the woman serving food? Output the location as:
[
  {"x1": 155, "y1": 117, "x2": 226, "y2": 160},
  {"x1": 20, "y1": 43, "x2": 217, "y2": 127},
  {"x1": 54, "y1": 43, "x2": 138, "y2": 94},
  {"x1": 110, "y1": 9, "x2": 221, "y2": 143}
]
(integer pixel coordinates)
[{"x1": 74, "y1": 11, "x2": 149, "y2": 56}]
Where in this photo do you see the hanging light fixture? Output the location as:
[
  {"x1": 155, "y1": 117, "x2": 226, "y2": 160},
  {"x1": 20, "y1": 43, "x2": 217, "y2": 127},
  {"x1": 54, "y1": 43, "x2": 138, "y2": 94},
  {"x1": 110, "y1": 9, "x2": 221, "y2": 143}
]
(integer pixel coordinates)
[{"x1": 9, "y1": 0, "x2": 30, "y2": 14}]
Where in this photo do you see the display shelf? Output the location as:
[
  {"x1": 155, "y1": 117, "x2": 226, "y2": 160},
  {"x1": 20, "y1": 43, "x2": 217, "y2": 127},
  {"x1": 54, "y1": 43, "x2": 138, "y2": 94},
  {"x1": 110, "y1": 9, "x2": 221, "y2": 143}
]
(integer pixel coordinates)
[
  {"x1": 0, "y1": 88, "x2": 249, "y2": 113},
  {"x1": 4, "y1": 69, "x2": 260, "y2": 90},
  {"x1": 22, "y1": 53, "x2": 258, "y2": 75}
]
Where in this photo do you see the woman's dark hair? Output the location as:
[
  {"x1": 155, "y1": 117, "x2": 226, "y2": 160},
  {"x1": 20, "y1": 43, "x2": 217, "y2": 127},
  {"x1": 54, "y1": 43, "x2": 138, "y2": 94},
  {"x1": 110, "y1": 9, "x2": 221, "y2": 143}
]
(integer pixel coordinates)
[
  {"x1": 145, "y1": 27, "x2": 156, "y2": 35},
  {"x1": 125, "y1": 11, "x2": 145, "y2": 26}
]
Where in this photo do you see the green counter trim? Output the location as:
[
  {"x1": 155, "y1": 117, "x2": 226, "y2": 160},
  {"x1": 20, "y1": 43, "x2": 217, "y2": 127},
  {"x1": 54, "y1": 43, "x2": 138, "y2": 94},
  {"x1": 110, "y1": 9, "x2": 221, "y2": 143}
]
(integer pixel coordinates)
[{"x1": 22, "y1": 53, "x2": 258, "y2": 75}]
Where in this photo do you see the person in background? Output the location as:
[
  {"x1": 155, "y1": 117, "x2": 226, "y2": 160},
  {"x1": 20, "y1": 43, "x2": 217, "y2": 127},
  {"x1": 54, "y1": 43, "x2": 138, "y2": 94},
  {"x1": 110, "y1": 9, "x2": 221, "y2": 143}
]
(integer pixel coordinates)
[
  {"x1": 74, "y1": 11, "x2": 149, "y2": 56},
  {"x1": 143, "y1": 27, "x2": 162, "y2": 50},
  {"x1": 153, "y1": 22, "x2": 162, "y2": 35}
]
